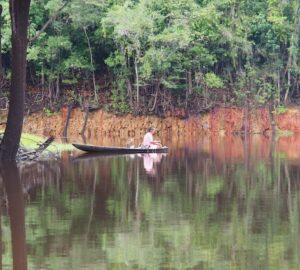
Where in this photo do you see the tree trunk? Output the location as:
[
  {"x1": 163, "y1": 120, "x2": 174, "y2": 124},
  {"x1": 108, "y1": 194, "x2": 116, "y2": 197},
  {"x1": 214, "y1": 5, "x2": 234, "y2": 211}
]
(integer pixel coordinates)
[
  {"x1": 0, "y1": 0, "x2": 31, "y2": 160},
  {"x1": 80, "y1": 106, "x2": 89, "y2": 136},
  {"x1": 269, "y1": 100, "x2": 276, "y2": 137},
  {"x1": 284, "y1": 4, "x2": 300, "y2": 104},
  {"x1": 284, "y1": 69, "x2": 291, "y2": 104},
  {"x1": 83, "y1": 27, "x2": 97, "y2": 103},
  {"x1": 187, "y1": 69, "x2": 193, "y2": 95},
  {"x1": 48, "y1": 81, "x2": 53, "y2": 99},
  {"x1": 243, "y1": 98, "x2": 249, "y2": 137},
  {"x1": 185, "y1": 69, "x2": 193, "y2": 108},
  {"x1": 204, "y1": 86, "x2": 208, "y2": 107},
  {"x1": 1, "y1": 161, "x2": 27, "y2": 269},
  {"x1": 41, "y1": 64, "x2": 45, "y2": 97},
  {"x1": 62, "y1": 105, "x2": 72, "y2": 138},
  {"x1": 277, "y1": 68, "x2": 281, "y2": 105},
  {"x1": 0, "y1": 181, "x2": 2, "y2": 269},
  {"x1": 127, "y1": 79, "x2": 133, "y2": 109},
  {"x1": 150, "y1": 77, "x2": 161, "y2": 112},
  {"x1": 134, "y1": 57, "x2": 139, "y2": 110},
  {"x1": 55, "y1": 75, "x2": 60, "y2": 99}
]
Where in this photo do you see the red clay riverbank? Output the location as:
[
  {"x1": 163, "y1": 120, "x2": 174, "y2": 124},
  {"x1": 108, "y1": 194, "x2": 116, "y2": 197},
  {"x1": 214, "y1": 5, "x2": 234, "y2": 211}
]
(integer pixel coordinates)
[
  {"x1": 1, "y1": 106, "x2": 300, "y2": 163},
  {"x1": 15, "y1": 107, "x2": 300, "y2": 139}
]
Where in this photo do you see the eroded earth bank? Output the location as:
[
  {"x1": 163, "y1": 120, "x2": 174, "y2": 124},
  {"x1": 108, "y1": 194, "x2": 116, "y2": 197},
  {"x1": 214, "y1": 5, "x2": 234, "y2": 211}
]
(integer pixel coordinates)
[{"x1": 1, "y1": 106, "x2": 300, "y2": 162}]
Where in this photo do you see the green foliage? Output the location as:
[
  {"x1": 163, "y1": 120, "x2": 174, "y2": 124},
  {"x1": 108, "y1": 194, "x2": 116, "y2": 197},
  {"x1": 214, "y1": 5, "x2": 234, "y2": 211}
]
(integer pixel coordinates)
[
  {"x1": 43, "y1": 107, "x2": 55, "y2": 116},
  {"x1": 0, "y1": 1, "x2": 11, "y2": 51},
  {"x1": 275, "y1": 105, "x2": 288, "y2": 114},
  {"x1": 110, "y1": 78, "x2": 131, "y2": 113},
  {"x1": 255, "y1": 81, "x2": 275, "y2": 104},
  {"x1": 105, "y1": 52, "x2": 126, "y2": 68},
  {"x1": 1, "y1": 0, "x2": 300, "y2": 111},
  {"x1": 204, "y1": 73, "x2": 224, "y2": 89}
]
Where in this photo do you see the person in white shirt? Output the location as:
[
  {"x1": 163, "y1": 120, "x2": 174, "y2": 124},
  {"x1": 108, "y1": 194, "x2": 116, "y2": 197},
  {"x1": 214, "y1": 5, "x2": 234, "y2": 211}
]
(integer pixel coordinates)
[{"x1": 142, "y1": 127, "x2": 162, "y2": 148}]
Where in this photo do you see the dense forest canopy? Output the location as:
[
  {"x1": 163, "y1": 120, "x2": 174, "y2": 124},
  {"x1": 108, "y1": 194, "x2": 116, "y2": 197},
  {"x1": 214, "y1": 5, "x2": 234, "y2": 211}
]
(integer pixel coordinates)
[{"x1": 0, "y1": 0, "x2": 299, "y2": 115}]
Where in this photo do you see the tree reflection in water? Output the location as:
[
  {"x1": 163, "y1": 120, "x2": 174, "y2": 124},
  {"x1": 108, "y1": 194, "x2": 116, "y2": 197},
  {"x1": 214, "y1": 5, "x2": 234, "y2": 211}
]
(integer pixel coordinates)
[
  {"x1": 0, "y1": 161, "x2": 27, "y2": 270},
  {"x1": 2, "y1": 134, "x2": 300, "y2": 269}
]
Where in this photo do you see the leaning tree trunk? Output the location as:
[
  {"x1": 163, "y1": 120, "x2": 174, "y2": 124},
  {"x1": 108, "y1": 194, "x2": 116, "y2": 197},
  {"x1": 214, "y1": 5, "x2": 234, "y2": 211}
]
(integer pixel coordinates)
[{"x1": 0, "y1": 0, "x2": 31, "y2": 160}]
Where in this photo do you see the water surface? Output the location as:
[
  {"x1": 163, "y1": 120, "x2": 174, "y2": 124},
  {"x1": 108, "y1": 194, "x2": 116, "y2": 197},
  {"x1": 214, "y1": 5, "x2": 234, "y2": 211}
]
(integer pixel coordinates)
[{"x1": 1, "y1": 135, "x2": 300, "y2": 269}]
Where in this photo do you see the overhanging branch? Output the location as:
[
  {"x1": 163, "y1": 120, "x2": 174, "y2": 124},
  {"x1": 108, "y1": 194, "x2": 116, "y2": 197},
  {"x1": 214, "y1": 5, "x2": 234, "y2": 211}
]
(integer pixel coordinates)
[{"x1": 29, "y1": 1, "x2": 69, "y2": 44}]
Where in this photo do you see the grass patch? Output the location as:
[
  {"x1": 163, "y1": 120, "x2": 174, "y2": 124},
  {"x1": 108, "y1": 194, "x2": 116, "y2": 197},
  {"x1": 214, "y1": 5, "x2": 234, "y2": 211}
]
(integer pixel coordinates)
[{"x1": 19, "y1": 133, "x2": 75, "y2": 152}]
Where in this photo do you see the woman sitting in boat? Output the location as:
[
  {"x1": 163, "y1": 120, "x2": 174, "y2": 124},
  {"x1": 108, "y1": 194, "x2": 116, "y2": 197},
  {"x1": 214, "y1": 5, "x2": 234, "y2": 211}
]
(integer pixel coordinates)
[{"x1": 142, "y1": 127, "x2": 162, "y2": 149}]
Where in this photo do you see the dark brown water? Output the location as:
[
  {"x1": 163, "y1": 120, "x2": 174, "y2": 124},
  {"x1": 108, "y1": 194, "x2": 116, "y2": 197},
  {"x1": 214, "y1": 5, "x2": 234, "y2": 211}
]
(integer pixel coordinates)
[{"x1": 1, "y1": 135, "x2": 300, "y2": 269}]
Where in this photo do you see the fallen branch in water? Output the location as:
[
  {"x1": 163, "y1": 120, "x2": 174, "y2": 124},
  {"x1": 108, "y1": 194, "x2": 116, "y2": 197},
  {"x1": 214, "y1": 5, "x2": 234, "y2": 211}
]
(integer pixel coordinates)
[{"x1": 18, "y1": 136, "x2": 55, "y2": 161}]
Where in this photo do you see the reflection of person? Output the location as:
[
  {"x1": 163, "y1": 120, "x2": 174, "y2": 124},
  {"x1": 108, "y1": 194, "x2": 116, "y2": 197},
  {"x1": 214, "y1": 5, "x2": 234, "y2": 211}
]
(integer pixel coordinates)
[
  {"x1": 143, "y1": 153, "x2": 163, "y2": 175},
  {"x1": 142, "y1": 127, "x2": 162, "y2": 149},
  {"x1": 143, "y1": 154, "x2": 154, "y2": 172}
]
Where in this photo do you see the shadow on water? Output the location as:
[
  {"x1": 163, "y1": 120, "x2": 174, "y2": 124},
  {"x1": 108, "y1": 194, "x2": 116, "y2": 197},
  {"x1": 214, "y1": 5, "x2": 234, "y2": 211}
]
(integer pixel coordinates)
[{"x1": 0, "y1": 161, "x2": 27, "y2": 270}]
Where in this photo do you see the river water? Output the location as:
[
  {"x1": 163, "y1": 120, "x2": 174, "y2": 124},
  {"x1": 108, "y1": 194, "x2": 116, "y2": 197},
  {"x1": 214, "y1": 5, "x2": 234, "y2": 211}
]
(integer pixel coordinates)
[{"x1": 1, "y1": 134, "x2": 300, "y2": 269}]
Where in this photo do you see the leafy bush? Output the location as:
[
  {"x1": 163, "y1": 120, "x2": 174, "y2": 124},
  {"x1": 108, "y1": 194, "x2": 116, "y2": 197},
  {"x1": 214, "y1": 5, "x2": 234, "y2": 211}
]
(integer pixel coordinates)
[{"x1": 204, "y1": 73, "x2": 224, "y2": 89}]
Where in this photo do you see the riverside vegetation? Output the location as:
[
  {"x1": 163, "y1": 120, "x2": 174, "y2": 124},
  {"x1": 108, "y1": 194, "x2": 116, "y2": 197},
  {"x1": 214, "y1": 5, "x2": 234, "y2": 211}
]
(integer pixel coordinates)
[{"x1": 1, "y1": 0, "x2": 300, "y2": 116}]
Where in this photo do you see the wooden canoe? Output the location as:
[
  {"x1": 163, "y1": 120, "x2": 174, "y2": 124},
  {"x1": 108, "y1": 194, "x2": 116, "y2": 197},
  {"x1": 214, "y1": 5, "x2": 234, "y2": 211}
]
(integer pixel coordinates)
[{"x1": 72, "y1": 143, "x2": 168, "y2": 154}]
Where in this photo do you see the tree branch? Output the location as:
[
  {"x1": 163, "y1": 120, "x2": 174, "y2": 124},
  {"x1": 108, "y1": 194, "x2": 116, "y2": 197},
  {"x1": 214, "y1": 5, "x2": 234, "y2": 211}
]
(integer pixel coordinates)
[{"x1": 29, "y1": 1, "x2": 69, "y2": 44}]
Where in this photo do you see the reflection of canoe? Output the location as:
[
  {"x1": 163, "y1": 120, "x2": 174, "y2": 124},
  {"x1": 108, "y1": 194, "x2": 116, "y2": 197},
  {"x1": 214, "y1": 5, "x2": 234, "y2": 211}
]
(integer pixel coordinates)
[{"x1": 72, "y1": 143, "x2": 169, "y2": 154}]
